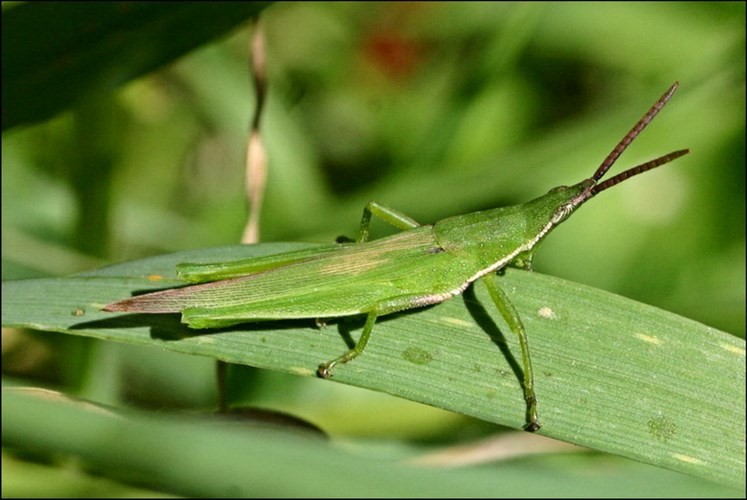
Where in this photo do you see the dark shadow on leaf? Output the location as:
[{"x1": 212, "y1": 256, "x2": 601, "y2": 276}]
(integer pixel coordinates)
[
  {"x1": 70, "y1": 313, "x2": 187, "y2": 334},
  {"x1": 334, "y1": 317, "x2": 360, "y2": 350},
  {"x1": 70, "y1": 313, "x2": 320, "y2": 342}
]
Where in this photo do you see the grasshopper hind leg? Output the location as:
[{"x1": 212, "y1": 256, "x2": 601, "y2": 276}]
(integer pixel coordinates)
[{"x1": 481, "y1": 273, "x2": 541, "y2": 432}]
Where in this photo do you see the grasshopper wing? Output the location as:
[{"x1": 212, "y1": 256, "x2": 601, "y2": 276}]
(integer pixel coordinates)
[{"x1": 105, "y1": 227, "x2": 477, "y2": 328}]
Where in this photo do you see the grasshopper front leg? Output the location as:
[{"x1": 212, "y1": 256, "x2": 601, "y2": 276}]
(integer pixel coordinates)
[
  {"x1": 356, "y1": 201, "x2": 421, "y2": 242},
  {"x1": 481, "y1": 272, "x2": 540, "y2": 432}
]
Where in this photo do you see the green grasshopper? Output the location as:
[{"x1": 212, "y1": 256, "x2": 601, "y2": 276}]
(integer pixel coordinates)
[{"x1": 105, "y1": 82, "x2": 688, "y2": 431}]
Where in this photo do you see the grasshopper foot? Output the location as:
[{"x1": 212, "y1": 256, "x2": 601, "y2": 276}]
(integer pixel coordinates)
[
  {"x1": 523, "y1": 421, "x2": 541, "y2": 432},
  {"x1": 317, "y1": 346, "x2": 361, "y2": 378},
  {"x1": 523, "y1": 394, "x2": 540, "y2": 432},
  {"x1": 317, "y1": 361, "x2": 335, "y2": 378}
]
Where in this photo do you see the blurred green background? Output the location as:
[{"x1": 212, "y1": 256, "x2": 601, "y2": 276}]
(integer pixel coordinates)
[{"x1": 2, "y1": 2, "x2": 744, "y2": 497}]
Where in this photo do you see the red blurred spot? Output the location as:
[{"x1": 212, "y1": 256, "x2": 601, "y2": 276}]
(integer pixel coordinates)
[{"x1": 363, "y1": 31, "x2": 425, "y2": 81}]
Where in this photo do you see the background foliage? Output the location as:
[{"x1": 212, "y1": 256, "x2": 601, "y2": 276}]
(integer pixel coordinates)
[{"x1": 2, "y1": 2, "x2": 744, "y2": 497}]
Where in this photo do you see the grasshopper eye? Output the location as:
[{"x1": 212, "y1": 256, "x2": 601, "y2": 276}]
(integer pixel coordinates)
[{"x1": 551, "y1": 204, "x2": 573, "y2": 224}]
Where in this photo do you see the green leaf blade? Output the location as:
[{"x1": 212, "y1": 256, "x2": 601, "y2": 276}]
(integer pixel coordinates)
[{"x1": 2, "y1": 243, "x2": 744, "y2": 488}]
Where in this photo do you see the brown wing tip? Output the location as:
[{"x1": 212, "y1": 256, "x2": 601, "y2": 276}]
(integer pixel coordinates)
[
  {"x1": 102, "y1": 299, "x2": 135, "y2": 312},
  {"x1": 101, "y1": 294, "x2": 181, "y2": 314}
]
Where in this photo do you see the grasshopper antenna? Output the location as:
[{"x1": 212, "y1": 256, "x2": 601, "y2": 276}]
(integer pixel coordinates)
[
  {"x1": 591, "y1": 148, "x2": 689, "y2": 196},
  {"x1": 570, "y1": 83, "x2": 688, "y2": 206},
  {"x1": 592, "y1": 82, "x2": 680, "y2": 182}
]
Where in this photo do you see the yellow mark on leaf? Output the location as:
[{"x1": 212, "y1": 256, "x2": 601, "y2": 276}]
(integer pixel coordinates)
[
  {"x1": 291, "y1": 366, "x2": 315, "y2": 376},
  {"x1": 634, "y1": 333, "x2": 663, "y2": 346},
  {"x1": 147, "y1": 274, "x2": 164, "y2": 281},
  {"x1": 440, "y1": 317, "x2": 473, "y2": 328},
  {"x1": 720, "y1": 342, "x2": 745, "y2": 356},
  {"x1": 671, "y1": 453, "x2": 704, "y2": 465},
  {"x1": 537, "y1": 306, "x2": 557, "y2": 320}
]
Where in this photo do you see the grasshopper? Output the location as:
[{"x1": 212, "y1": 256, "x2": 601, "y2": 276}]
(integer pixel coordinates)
[{"x1": 105, "y1": 82, "x2": 688, "y2": 431}]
